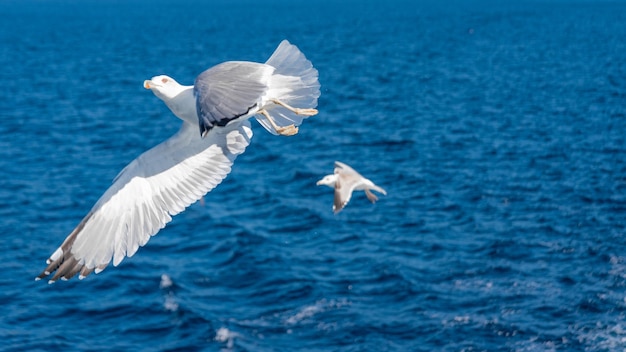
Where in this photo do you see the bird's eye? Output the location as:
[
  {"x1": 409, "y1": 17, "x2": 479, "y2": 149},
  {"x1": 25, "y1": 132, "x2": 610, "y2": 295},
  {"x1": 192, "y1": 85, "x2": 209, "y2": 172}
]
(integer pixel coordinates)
[{"x1": 161, "y1": 78, "x2": 168, "y2": 84}]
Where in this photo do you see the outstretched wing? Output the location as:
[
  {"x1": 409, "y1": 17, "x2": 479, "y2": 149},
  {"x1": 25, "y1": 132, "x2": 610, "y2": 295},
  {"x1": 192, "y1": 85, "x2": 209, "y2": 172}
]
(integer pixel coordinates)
[
  {"x1": 37, "y1": 120, "x2": 253, "y2": 283},
  {"x1": 334, "y1": 161, "x2": 360, "y2": 176},
  {"x1": 194, "y1": 61, "x2": 273, "y2": 137},
  {"x1": 333, "y1": 179, "x2": 351, "y2": 214},
  {"x1": 332, "y1": 162, "x2": 356, "y2": 213}
]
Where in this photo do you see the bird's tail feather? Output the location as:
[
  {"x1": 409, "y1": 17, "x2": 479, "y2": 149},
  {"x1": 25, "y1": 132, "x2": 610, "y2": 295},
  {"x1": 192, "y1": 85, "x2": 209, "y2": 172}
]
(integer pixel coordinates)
[{"x1": 255, "y1": 40, "x2": 320, "y2": 135}]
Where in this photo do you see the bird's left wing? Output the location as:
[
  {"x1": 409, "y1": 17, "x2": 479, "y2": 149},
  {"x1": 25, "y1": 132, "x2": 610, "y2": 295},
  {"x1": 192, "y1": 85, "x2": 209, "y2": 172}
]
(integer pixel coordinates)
[
  {"x1": 194, "y1": 61, "x2": 273, "y2": 137},
  {"x1": 334, "y1": 161, "x2": 359, "y2": 176},
  {"x1": 37, "y1": 120, "x2": 252, "y2": 283}
]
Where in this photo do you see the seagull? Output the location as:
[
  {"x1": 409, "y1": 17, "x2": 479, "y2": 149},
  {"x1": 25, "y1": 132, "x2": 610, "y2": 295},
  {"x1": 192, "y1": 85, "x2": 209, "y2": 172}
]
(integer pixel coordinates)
[
  {"x1": 316, "y1": 161, "x2": 387, "y2": 214},
  {"x1": 37, "y1": 40, "x2": 320, "y2": 283}
]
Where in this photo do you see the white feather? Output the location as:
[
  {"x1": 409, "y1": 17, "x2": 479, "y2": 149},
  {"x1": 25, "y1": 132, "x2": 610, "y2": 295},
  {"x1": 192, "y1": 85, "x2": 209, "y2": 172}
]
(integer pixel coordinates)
[
  {"x1": 40, "y1": 120, "x2": 252, "y2": 281},
  {"x1": 38, "y1": 39, "x2": 318, "y2": 283}
]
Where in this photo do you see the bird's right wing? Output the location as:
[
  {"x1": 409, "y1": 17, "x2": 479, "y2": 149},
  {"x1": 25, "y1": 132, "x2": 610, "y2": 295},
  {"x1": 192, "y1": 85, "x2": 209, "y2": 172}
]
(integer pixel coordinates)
[
  {"x1": 37, "y1": 120, "x2": 252, "y2": 283},
  {"x1": 332, "y1": 162, "x2": 356, "y2": 214},
  {"x1": 333, "y1": 161, "x2": 366, "y2": 213},
  {"x1": 333, "y1": 175, "x2": 357, "y2": 214}
]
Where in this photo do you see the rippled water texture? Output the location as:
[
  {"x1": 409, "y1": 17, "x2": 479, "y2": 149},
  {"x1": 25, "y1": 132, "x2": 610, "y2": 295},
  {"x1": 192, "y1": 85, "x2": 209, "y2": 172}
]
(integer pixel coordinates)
[{"x1": 1, "y1": 0, "x2": 625, "y2": 351}]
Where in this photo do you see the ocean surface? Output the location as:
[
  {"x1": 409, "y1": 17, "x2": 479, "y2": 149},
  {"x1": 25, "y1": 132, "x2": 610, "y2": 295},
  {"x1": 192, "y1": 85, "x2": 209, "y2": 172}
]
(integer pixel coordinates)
[{"x1": 1, "y1": 0, "x2": 625, "y2": 350}]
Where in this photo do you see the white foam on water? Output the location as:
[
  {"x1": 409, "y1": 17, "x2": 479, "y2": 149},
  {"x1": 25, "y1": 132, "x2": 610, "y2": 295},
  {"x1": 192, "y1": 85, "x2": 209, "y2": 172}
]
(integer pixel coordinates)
[
  {"x1": 285, "y1": 305, "x2": 322, "y2": 325},
  {"x1": 160, "y1": 274, "x2": 173, "y2": 289},
  {"x1": 215, "y1": 327, "x2": 238, "y2": 349},
  {"x1": 284, "y1": 298, "x2": 350, "y2": 325},
  {"x1": 163, "y1": 292, "x2": 178, "y2": 312},
  {"x1": 573, "y1": 322, "x2": 626, "y2": 351}
]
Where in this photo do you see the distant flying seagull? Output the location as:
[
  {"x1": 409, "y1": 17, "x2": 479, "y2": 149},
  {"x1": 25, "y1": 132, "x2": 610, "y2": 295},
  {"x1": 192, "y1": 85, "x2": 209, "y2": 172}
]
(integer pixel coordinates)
[
  {"x1": 316, "y1": 161, "x2": 387, "y2": 214},
  {"x1": 37, "y1": 40, "x2": 320, "y2": 283}
]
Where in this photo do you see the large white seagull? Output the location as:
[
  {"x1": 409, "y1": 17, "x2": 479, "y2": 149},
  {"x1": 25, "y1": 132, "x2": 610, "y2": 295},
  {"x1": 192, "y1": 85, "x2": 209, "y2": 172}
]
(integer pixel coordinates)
[{"x1": 37, "y1": 40, "x2": 320, "y2": 283}]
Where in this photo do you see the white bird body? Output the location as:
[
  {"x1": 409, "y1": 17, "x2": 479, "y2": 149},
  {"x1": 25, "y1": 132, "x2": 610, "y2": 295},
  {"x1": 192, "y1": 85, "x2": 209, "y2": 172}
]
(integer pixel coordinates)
[
  {"x1": 38, "y1": 40, "x2": 319, "y2": 282},
  {"x1": 145, "y1": 40, "x2": 320, "y2": 137},
  {"x1": 317, "y1": 161, "x2": 387, "y2": 214}
]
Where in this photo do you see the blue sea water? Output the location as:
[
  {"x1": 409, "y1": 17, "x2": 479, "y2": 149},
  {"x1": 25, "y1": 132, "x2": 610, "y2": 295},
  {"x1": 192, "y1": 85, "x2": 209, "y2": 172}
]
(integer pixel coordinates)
[{"x1": 1, "y1": 0, "x2": 626, "y2": 350}]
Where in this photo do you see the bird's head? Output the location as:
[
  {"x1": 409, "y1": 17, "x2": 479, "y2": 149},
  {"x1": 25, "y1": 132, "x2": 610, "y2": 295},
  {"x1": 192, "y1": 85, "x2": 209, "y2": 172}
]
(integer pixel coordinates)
[
  {"x1": 143, "y1": 75, "x2": 185, "y2": 101},
  {"x1": 316, "y1": 174, "x2": 337, "y2": 188}
]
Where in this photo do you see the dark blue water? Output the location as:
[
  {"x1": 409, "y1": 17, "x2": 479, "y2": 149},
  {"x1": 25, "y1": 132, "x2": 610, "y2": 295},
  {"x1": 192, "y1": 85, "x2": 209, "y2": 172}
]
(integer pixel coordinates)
[{"x1": 1, "y1": 0, "x2": 626, "y2": 350}]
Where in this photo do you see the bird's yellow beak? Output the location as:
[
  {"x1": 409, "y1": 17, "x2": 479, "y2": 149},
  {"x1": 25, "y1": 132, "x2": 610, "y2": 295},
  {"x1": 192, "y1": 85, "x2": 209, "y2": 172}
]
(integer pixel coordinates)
[{"x1": 143, "y1": 80, "x2": 152, "y2": 89}]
